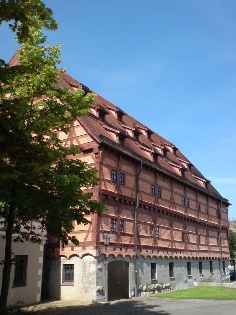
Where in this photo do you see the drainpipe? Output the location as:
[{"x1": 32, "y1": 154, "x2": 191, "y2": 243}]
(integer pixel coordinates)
[{"x1": 134, "y1": 158, "x2": 143, "y2": 297}]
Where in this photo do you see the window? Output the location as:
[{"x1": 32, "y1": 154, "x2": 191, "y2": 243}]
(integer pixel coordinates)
[
  {"x1": 111, "y1": 170, "x2": 117, "y2": 183},
  {"x1": 13, "y1": 255, "x2": 28, "y2": 286},
  {"x1": 182, "y1": 197, "x2": 189, "y2": 208},
  {"x1": 62, "y1": 264, "x2": 74, "y2": 284},
  {"x1": 98, "y1": 112, "x2": 105, "y2": 121},
  {"x1": 199, "y1": 261, "x2": 203, "y2": 275},
  {"x1": 153, "y1": 152, "x2": 158, "y2": 163},
  {"x1": 185, "y1": 198, "x2": 190, "y2": 208},
  {"x1": 151, "y1": 263, "x2": 157, "y2": 280},
  {"x1": 120, "y1": 220, "x2": 125, "y2": 234},
  {"x1": 187, "y1": 262, "x2": 191, "y2": 276},
  {"x1": 169, "y1": 262, "x2": 174, "y2": 278},
  {"x1": 133, "y1": 130, "x2": 140, "y2": 141},
  {"x1": 111, "y1": 218, "x2": 117, "y2": 232},
  {"x1": 222, "y1": 261, "x2": 226, "y2": 273},
  {"x1": 150, "y1": 226, "x2": 154, "y2": 237},
  {"x1": 182, "y1": 231, "x2": 189, "y2": 243},
  {"x1": 117, "y1": 111, "x2": 123, "y2": 122},
  {"x1": 147, "y1": 130, "x2": 152, "y2": 140},
  {"x1": 209, "y1": 261, "x2": 213, "y2": 274},
  {"x1": 150, "y1": 185, "x2": 162, "y2": 197},
  {"x1": 205, "y1": 205, "x2": 209, "y2": 214},
  {"x1": 186, "y1": 232, "x2": 189, "y2": 243},
  {"x1": 156, "y1": 186, "x2": 161, "y2": 198},
  {"x1": 196, "y1": 202, "x2": 201, "y2": 211},
  {"x1": 155, "y1": 227, "x2": 159, "y2": 238},
  {"x1": 151, "y1": 184, "x2": 155, "y2": 196},
  {"x1": 118, "y1": 135, "x2": 124, "y2": 145},
  {"x1": 197, "y1": 234, "x2": 201, "y2": 245},
  {"x1": 120, "y1": 172, "x2": 125, "y2": 185}
]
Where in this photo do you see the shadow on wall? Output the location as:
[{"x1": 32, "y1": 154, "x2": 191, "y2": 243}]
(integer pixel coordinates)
[{"x1": 25, "y1": 299, "x2": 171, "y2": 315}]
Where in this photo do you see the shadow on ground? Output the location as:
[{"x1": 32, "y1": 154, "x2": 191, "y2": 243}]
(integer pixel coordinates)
[{"x1": 26, "y1": 299, "x2": 171, "y2": 315}]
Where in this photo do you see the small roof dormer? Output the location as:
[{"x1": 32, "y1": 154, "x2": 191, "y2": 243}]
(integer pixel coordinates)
[
  {"x1": 164, "y1": 142, "x2": 178, "y2": 155},
  {"x1": 117, "y1": 130, "x2": 128, "y2": 146},
  {"x1": 161, "y1": 145, "x2": 169, "y2": 157},
  {"x1": 153, "y1": 151, "x2": 159, "y2": 163},
  {"x1": 91, "y1": 104, "x2": 109, "y2": 121},
  {"x1": 133, "y1": 128, "x2": 141, "y2": 141},
  {"x1": 117, "y1": 109, "x2": 124, "y2": 122}
]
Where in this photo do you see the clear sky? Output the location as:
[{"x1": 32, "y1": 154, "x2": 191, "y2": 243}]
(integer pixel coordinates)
[{"x1": 1, "y1": 0, "x2": 235, "y2": 219}]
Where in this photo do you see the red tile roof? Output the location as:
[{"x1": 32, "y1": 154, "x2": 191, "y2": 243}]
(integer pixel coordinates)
[{"x1": 8, "y1": 51, "x2": 228, "y2": 203}]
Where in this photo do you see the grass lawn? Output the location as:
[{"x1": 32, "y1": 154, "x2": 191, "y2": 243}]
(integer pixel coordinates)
[{"x1": 153, "y1": 285, "x2": 236, "y2": 300}]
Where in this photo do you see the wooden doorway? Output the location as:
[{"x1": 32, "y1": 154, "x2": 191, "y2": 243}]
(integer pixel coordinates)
[{"x1": 108, "y1": 260, "x2": 129, "y2": 301}]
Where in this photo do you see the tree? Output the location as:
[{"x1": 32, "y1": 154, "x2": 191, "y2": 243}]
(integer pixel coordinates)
[
  {"x1": 229, "y1": 230, "x2": 236, "y2": 260},
  {"x1": 0, "y1": 1, "x2": 105, "y2": 308},
  {"x1": 0, "y1": 0, "x2": 57, "y2": 43}
]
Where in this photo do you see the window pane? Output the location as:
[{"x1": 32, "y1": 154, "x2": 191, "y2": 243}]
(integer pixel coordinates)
[
  {"x1": 13, "y1": 255, "x2": 28, "y2": 286},
  {"x1": 222, "y1": 261, "x2": 226, "y2": 273},
  {"x1": 186, "y1": 232, "x2": 189, "y2": 243},
  {"x1": 185, "y1": 198, "x2": 189, "y2": 208},
  {"x1": 120, "y1": 172, "x2": 125, "y2": 185},
  {"x1": 150, "y1": 226, "x2": 154, "y2": 236},
  {"x1": 120, "y1": 220, "x2": 125, "y2": 234},
  {"x1": 111, "y1": 218, "x2": 117, "y2": 231},
  {"x1": 187, "y1": 262, "x2": 191, "y2": 276},
  {"x1": 151, "y1": 184, "x2": 155, "y2": 196},
  {"x1": 209, "y1": 261, "x2": 213, "y2": 274},
  {"x1": 151, "y1": 263, "x2": 157, "y2": 279},
  {"x1": 199, "y1": 261, "x2": 203, "y2": 274},
  {"x1": 111, "y1": 170, "x2": 117, "y2": 183},
  {"x1": 156, "y1": 187, "x2": 161, "y2": 198},
  {"x1": 169, "y1": 262, "x2": 174, "y2": 278},
  {"x1": 62, "y1": 264, "x2": 74, "y2": 284}
]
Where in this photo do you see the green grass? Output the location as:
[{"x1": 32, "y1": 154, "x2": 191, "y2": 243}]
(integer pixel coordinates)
[{"x1": 153, "y1": 286, "x2": 236, "y2": 300}]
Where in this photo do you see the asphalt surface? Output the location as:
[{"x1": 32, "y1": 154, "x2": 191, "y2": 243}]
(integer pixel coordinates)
[{"x1": 29, "y1": 297, "x2": 236, "y2": 315}]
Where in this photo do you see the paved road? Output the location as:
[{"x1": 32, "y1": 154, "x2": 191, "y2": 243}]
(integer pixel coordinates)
[{"x1": 30, "y1": 297, "x2": 236, "y2": 315}]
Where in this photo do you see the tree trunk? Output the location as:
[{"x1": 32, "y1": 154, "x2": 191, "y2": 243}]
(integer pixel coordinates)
[{"x1": 0, "y1": 202, "x2": 16, "y2": 309}]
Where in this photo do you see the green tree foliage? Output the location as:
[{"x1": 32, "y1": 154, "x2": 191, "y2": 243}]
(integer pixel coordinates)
[
  {"x1": 229, "y1": 230, "x2": 236, "y2": 260},
  {"x1": 0, "y1": 0, "x2": 57, "y2": 43},
  {"x1": 0, "y1": 1, "x2": 105, "y2": 308}
]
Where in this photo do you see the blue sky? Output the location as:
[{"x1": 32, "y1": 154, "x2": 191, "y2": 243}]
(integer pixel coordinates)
[{"x1": 1, "y1": 0, "x2": 235, "y2": 219}]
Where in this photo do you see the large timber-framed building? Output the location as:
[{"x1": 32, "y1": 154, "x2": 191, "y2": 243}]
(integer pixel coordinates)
[{"x1": 45, "y1": 73, "x2": 230, "y2": 303}]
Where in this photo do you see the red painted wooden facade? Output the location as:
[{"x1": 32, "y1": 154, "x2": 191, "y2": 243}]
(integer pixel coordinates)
[{"x1": 51, "y1": 73, "x2": 229, "y2": 263}]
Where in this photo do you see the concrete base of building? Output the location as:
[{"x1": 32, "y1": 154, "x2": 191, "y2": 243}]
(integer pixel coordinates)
[{"x1": 47, "y1": 255, "x2": 228, "y2": 303}]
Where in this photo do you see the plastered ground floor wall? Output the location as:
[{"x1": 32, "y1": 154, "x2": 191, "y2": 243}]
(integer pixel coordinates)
[
  {"x1": 0, "y1": 238, "x2": 45, "y2": 306},
  {"x1": 47, "y1": 254, "x2": 228, "y2": 303},
  {"x1": 48, "y1": 255, "x2": 97, "y2": 302}
]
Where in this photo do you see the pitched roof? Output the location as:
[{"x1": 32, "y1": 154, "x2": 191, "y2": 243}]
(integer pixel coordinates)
[
  {"x1": 8, "y1": 51, "x2": 228, "y2": 203},
  {"x1": 55, "y1": 72, "x2": 228, "y2": 203},
  {"x1": 9, "y1": 50, "x2": 20, "y2": 67}
]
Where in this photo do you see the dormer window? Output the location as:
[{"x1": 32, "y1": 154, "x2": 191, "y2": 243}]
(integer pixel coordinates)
[
  {"x1": 97, "y1": 105, "x2": 108, "y2": 121},
  {"x1": 162, "y1": 146, "x2": 168, "y2": 157},
  {"x1": 98, "y1": 111, "x2": 106, "y2": 121},
  {"x1": 147, "y1": 130, "x2": 152, "y2": 140},
  {"x1": 133, "y1": 129, "x2": 141, "y2": 141},
  {"x1": 181, "y1": 167, "x2": 187, "y2": 177},
  {"x1": 118, "y1": 135, "x2": 125, "y2": 146},
  {"x1": 117, "y1": 111, "x2": 123, "y2": 122},
  {"x1": 153, "y1": 152, "x2": 158, "y2": 163}
]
